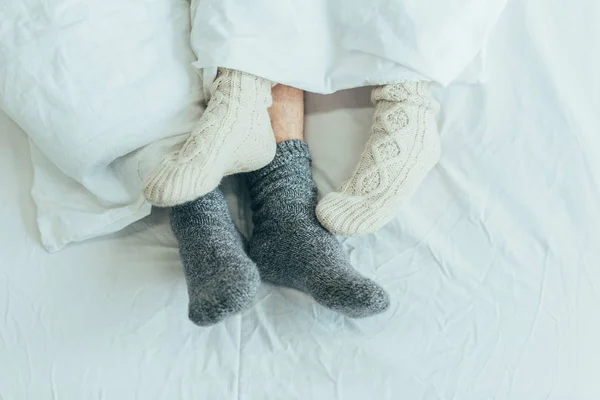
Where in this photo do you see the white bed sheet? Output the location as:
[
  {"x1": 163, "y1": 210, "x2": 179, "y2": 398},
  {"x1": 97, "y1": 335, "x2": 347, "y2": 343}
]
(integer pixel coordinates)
[{"x1": 2, "y1": 0, "x2": 600, "y2": 399}]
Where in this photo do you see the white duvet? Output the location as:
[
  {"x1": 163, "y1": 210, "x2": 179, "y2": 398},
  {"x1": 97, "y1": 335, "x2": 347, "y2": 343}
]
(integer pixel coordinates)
[
  {"x1": 0, "y1": 0, "x2": 203, "y2": 251},
  {"x1": 191, "y1": 0, "x2": 506, "y2": 92},
  {"x1": 0, "y1": 0, "x2": 505, "y2": 250},
  {"x1": 2, "y1": 0, "x2": 600, "y2": 398}
]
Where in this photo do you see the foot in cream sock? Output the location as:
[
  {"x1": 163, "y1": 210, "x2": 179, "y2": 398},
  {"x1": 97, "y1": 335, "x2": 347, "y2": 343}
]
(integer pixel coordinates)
[
  {"x1": 317, "y1": 81, "x2": 440, "y2": 235},
  {"x1": 143, "y1": 68, "x2": 276, "y2": 207}
]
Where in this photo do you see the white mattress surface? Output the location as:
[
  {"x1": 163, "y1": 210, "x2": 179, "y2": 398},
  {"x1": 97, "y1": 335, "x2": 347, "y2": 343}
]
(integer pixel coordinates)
[{"x1": 2, "y1": 0, "x2": 600, "y2": 399}]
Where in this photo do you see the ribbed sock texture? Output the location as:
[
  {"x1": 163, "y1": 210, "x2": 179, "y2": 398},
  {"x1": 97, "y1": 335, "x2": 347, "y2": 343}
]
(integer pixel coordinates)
[
  {"x1": 247, "y1": 141, "x2": 390, "y2": 318},
  {"x1": 144, "y1": 68, "x2": 276, "y2": 207},
  {"x1": 316, "y1": 81, "x2": 441, "y2": 236},
  {"x1": 170, "y1": 189, "x2": 260, "y2": 326}
]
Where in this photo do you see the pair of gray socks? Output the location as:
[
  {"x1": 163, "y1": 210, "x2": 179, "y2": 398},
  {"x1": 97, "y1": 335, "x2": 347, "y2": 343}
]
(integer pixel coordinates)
[{"x1": 170, "y1": 141, "x2": 390, "y2": 326}]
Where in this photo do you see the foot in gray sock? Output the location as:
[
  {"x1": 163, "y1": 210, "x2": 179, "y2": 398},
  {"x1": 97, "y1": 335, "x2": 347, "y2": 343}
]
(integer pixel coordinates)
[
  {"x1": 170, "y1": 189, "x2": 260, "y2": 326},
  {"x1": 247, "y1": 141, "x2": 390, "y2": 318}
]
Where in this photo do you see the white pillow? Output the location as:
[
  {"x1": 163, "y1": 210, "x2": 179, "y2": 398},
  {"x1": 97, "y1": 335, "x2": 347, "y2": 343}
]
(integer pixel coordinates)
[{"x1": 0, "y1": 0, "x2": 202, "y2": 251}]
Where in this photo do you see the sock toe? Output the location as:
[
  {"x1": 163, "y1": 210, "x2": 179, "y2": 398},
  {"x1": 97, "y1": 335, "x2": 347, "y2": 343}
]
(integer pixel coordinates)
[
  {"x1": 317, "y1": 192, "x2": 392, "y2": 236},
  {"x1": 310, "y1": 275, "x2": 390, "y2": 319},
  {"x1": 188, "y1": 266, "x2": 260, "y2": 326},
  {"x1": 189, "y1": 297, "x2": 232, "y2": 327},
  {"x1": 144, "y1": 159, "x2": 223, "y2": 207},
  {"x1": 316, "y1": 192, "x2": 357, "y2": 235},
  {"x1": 188, "y1": 288, "x2": 258, "y2": 327},
  {"x1": 343, "y1": 279, "x2": 390, "y2": 318}
]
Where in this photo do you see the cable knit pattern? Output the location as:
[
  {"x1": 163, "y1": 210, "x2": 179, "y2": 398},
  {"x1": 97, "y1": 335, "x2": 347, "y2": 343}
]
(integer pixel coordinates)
[
  {"x1": 143, "y1": 68, "x2": 276, "y2": 207},
  {"x1": 248, "y1": 141, "x2": 390, "y2": 318},
  {"x1": 317, "y1": 81, "x2": 441, "y2": 235}
]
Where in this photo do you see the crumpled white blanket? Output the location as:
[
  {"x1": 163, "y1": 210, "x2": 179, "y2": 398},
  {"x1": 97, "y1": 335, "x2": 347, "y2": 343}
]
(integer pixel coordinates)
[
  {"x1": 0, "y1": 0, "x2": 505, "y2": 251},
  {"x1": 190, "y1": 0, "x2": 507, "y2": 93},
  {"x1": 0, "y1": 0, "x2": 202, "y2": 251}
]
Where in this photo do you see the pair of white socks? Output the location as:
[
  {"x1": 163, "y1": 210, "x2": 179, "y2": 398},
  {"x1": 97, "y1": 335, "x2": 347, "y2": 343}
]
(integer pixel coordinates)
[{"x1": 143, "y1": 70, "x2": 440, "y2": 236}]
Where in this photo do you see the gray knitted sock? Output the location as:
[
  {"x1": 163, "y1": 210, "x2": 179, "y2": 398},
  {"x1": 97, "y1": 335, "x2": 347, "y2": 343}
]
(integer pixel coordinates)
[
  {"x1": 170, "y1": 189, "x2": 260, "y2": 326},
  {"x1": 247, "y1": 141, "x2": 390, "y2": 318}
]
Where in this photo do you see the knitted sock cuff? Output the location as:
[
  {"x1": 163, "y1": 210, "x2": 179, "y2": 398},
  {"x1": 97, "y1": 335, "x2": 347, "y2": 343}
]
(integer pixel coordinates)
[{"x1": 246, "y1": 140, "x2": 310, "y2": 186}]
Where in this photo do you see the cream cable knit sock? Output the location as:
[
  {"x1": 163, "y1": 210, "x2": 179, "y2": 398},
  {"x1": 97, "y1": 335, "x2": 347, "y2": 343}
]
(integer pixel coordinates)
[
  {"x1": 316, "y1": 81, "x2": 440, "y2": 235},
  {"x1": 143, "y1": 68, "x2": 276, "y2": 207}
]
